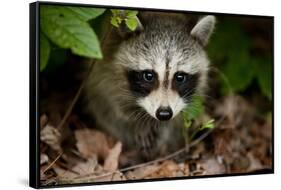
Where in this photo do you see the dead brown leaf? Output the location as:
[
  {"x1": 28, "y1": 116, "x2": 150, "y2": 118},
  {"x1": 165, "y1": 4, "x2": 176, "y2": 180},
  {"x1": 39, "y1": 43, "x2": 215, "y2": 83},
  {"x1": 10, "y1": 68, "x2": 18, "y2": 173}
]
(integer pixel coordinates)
[
  {"x1": 40, "y1": 153, "x2": 49, "y2": 165},
  {"x1": 200, "y1": 156, "x2": 226, "y2": 175},
  {"x1": 54, "y1": 155, "x2": 99, "y2": 180},
  {"x1": 213, "y1": 129, "x2": 233, "y2": 155},
  {"x1": 125, "y1": 164, "x2": 161, "y2": 180},
  {"x1": 40, "y1": 124, "x2": 62, "y2": 152},
  {"x1": 149, "y1": 160, "x2": 180, "y2": 178},
  {"x1": 103, "y1": 141, "x2": 122, "y2": 172},
  {"x1": 247, "y1": 152, "x2": 263, "y2": 171},
  {"x1": 75, "y1": 128, "x2": 110, "y2": 160}
]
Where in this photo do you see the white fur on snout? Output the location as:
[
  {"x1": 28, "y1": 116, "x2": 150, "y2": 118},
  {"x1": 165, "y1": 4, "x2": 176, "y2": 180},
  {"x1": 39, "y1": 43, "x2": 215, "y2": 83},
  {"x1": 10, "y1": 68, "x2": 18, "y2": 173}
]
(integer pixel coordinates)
[
  {"x1": 137, "y1": 89, "x2": 186, "y2": 120},
  {"x1": 168, "y1": 92, "x2": 186, "y2": 117},
  {"x1": 137, "y1": 90, "x2": 161, "y2": 119}
]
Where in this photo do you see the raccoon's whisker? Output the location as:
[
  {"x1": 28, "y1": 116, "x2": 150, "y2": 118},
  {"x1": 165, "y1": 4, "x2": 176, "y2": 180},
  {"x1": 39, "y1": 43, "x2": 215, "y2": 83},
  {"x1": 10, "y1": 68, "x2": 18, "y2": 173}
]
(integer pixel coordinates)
[
  {"x1": 115, "y1": 103, "x2": 131, "y2": 111},
  {"x1": 138, "y1": 112, "x2": 150, "y2": 124},
  {"x1": 182, "y1": 89, "x2": 197, "y2": 100},
  {"x1": 182, "y1": 88, "x2": 198, "y2": 101},
  {"x1": 136, "y1": 110, "x2": 150, "y2": 123},
  {"x1": 133, "y1": 112, "x2": 148, "y2": 134},
  {"x1": 139, "y1": 114, "x2": 149, "y2": 129},
  {"x1": 118, "y1": 98, "x2": 135, "y2": 104},
  {"x1": 126, "y1": 108, "x2": 142, "y2": 121},
  {"x1": 197, "y1": 93, "x2": 214, "y2": 99},
  {"x1": 133, "y1": 110, "x2": 149, "y2": 129},
  {"x1": 118, "y1": 92, "x2": 133, "y2": 97},
  {"x1": 134, "y1": 110, "x2": 143, "y2": 120},
  {"x1": 116, "y1": 96, "x2": 136, "y2": 104},
  {"x1": 118, "y1": 88, "x2": 133, "y2": 95},
  {"x1": 126, "y1": 106, "x2": 147, "y2": 123},
  {"x1": 115, "y1": 93, "x2": 134, "y2": 100}
]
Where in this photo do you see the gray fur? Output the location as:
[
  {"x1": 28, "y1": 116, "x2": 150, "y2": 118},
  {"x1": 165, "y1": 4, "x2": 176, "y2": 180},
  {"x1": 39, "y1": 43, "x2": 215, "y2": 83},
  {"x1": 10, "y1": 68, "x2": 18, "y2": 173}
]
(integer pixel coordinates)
[
  {"x1": 191, "y1": 15, "x2": 216, "y2": 46},
  {"x1": 82, "y1": 13, "x2": 215, "y2": 160}
]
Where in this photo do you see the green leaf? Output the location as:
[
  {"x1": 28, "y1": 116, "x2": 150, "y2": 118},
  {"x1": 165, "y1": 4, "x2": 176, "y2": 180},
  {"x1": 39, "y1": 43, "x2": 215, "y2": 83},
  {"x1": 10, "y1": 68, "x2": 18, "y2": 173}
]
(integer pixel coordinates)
[
  {"x1": 207, "y1": 21, "x2": 255, "y2": 94},
  {"x1": 110, "y1": 9, "x2": 138, "y2": 30},
  {"x1": 125, "y1": 18, "x2": 138, "y2": 31},
  {"x1": 110, "y1": 9, "x2": 120, "y2": 16},
  {"x1": 182, "y1": 95, "x2": 204, "y2": 121},
  {"x1": 183, "y1": 119, "x2": 192, "y2": 129},
  {"x1": 40, "y1": 32, "x2": 51, "y2": 71},
  {"x1": 200, "y1": 119, "x2": 215, "y2": 130},
  {"x1": 253, "y1": 56, "x2": 272, "y2": 100},
  {"x1": 125, "y1": 10, "x2": 138, "y2": 18},
  {"x1": 110, "y1": 16, "x2": 120, "y2": 27},
  {"x1": 40, "y1": 5, "x2": 102, "y2": 59},
  {"x1": 221, "y1": 50, "x2": 254, "y2": 93},
  {"x1": 208, "y1": 21, "x2": 250, "y2": 61},
  {"x1": 66, "y1": 7, "x2": 105, "y2": 21},
  {"x1": 41, "y1": 6, "x2": 105, "y2": 22}
]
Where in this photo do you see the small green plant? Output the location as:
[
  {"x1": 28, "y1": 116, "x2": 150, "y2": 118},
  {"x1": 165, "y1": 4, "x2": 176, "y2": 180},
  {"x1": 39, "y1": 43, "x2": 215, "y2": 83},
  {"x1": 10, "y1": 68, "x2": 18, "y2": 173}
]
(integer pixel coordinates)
[
  {"x1": 200, "y1": 119, "x2": 215, "y2": 130},
  {"x1": 182, "y1": 95, "x2": 204, "y2": 128},
  {"x1": 110, "y1": 10, "x2": 139, "y2": 31},
  {"x1": 182, "y1": 95, "x2": 215, "y2": 142}
]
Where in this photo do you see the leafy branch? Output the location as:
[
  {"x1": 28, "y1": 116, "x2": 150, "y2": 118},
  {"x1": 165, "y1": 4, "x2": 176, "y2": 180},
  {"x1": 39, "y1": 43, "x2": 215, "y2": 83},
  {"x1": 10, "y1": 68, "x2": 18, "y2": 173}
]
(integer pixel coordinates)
[
  {"x1": 182, "y1": 95, "x2": 215, "y2": 143},
  {"x1": 110, "y1": 10, "x2": 139, "y2": 31},
  {"x1": 40, "y1": 5, "x2": 105, "y2": 71}
]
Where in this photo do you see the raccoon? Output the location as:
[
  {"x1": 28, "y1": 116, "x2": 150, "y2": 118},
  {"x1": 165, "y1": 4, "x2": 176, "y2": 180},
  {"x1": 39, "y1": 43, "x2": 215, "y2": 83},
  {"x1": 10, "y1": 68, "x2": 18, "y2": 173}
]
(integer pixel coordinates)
[{"x1": 81, "y1": 12, "x2": 216, "y2": 160}]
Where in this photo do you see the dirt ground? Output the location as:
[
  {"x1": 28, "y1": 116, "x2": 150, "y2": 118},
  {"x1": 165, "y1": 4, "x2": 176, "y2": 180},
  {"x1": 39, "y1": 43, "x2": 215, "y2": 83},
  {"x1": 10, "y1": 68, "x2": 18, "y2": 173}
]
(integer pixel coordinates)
[{"x1": 39, "y1": 92, "x2": 272, "y2": 186}]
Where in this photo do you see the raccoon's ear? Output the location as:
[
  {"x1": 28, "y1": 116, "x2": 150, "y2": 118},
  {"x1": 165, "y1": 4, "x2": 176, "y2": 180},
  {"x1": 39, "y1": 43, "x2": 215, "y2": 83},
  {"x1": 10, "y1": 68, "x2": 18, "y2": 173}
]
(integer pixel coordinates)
[
  {"x1": 117, "y1": 17, "x2": 144, "y2": 38},
  {"x1": 190, "y1": 15, "x2": 216, "y2": 46}
]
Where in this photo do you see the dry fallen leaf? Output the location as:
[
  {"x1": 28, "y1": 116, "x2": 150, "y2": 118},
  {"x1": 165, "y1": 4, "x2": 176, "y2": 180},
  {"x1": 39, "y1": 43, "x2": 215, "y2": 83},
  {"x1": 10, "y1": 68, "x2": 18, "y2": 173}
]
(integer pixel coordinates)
[
  {"x1": 40, "y1": 124, "x2": 62, "y2": 152},
  {"x1": 55, "y1": 155, "x2": 99, "y2": 180},
  {"x1": 215, "y1": 95, "x2": 252, "y2": 129},
  {"x1": 103, "y1": 141, "x2": 122, "y2": 172},
  {"x1": 200, "y1": 156, "x2": 226, "y2": 175},
  {"x1": 72, "y1": 155, "x2": 98, "y2": 175},
  {"x1": 75, "y1": 128, "x2": 110, "y2": 160},
  {"x1": 247, "y1": 152, "x2": 262, "y2": 171},
  {"x1": 40, "y1": 153, "x2": 49, "y2": 165},
  {"x1": 148, "y1": 160, "x2": 180, "y2": 178},
  {"x1": 213, "y1": 129, "x2": 233, "y2": 155},
  {"x1": 126, "y1": 164, "x2": 161, "y2": 180}
]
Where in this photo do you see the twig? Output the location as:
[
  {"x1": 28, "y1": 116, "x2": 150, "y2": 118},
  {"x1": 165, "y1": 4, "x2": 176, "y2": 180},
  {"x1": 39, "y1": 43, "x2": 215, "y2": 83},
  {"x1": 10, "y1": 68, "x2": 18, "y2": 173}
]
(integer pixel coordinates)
[
  {"x1": 57, "y1": 23, "x2": 113, "y2": 130},
  {"x1": 43, "y1": 152, "x2": 63, "y2": 173},
  {"x1": 57, "y1": 63, "x2": 95, "y2": 130}
]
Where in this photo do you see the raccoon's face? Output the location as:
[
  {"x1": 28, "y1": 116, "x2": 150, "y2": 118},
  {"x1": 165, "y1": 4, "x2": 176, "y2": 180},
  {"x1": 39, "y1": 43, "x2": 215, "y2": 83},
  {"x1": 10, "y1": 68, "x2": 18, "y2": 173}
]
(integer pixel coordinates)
[{"x1": 116, "y1": 15, "x2": 215, "y2": 121}]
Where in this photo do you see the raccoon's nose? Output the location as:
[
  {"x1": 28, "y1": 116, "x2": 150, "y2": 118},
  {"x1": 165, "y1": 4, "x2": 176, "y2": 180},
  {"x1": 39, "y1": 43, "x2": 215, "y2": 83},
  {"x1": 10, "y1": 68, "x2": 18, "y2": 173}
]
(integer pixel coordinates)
[{"x1": 156, "y1": 107, "x2": 173, "y2": 121}]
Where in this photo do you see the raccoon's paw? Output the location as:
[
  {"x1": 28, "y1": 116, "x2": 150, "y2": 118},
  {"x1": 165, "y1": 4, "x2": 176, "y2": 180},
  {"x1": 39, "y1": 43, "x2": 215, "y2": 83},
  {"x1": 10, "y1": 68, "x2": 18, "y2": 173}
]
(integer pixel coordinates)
[
  {"x1": 40, "y1": 125, "x2": 62, "y2": 152},
  {"x1": 136, "y1": 127, "x2": 159, "y2": 156}
]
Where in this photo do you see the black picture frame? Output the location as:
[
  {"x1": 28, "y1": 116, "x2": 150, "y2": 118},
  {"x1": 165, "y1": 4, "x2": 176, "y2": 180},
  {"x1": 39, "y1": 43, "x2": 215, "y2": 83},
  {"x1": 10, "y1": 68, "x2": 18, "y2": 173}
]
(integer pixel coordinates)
[{"x1": 30, "y1": 1, "x2": 274, "y2": 188}]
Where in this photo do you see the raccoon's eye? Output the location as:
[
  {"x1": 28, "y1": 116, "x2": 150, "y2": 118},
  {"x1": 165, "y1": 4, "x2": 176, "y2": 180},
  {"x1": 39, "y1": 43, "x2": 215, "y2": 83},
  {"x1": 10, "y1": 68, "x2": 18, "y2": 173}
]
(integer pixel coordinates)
[
  {"x1": 142, "y1": 71, "x2": 154, "y2": 82},
  {"x1": 175, "y1": 72, "x2": 187, "y2": 83}
]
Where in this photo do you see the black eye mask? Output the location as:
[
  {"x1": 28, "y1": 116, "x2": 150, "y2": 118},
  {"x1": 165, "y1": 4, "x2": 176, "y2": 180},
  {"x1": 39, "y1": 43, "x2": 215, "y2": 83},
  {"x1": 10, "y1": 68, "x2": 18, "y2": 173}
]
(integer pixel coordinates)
[
  {"x1": 126, "y1": 69, "x2": 159, "y2": 97},
  {"x1": 171, "y1": 72, "x2": 200, "y2": 102}
]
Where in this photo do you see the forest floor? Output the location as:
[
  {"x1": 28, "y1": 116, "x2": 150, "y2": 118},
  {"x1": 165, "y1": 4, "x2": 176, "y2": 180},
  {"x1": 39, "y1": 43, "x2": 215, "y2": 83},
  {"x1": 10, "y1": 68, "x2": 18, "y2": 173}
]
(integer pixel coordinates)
[{"x1": 39, "y1": 92, "x2": 272, "y2": 186}]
